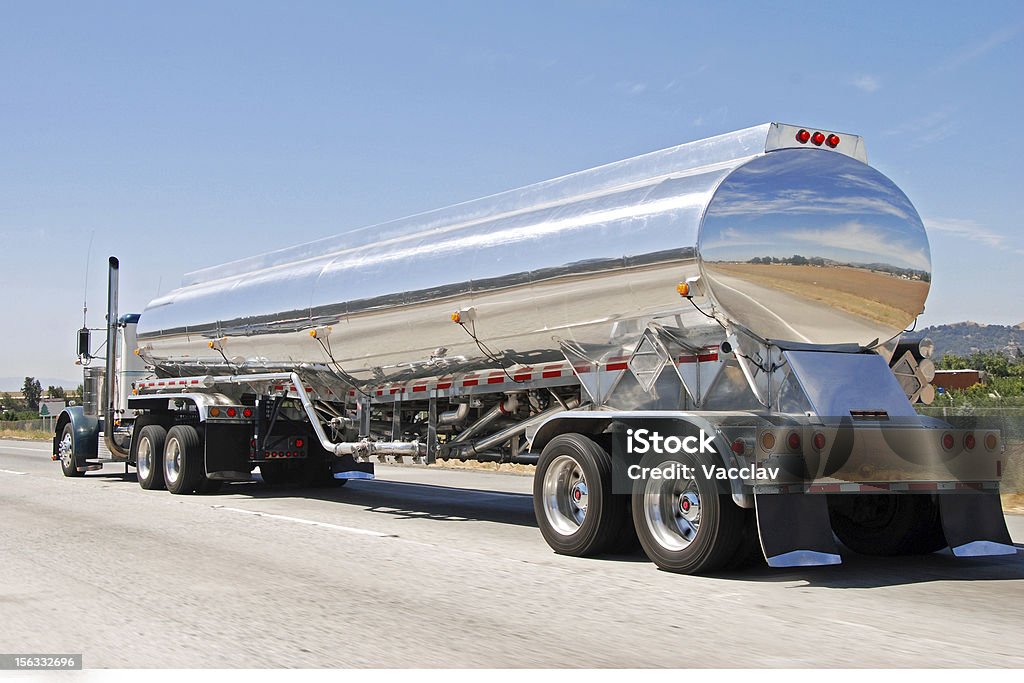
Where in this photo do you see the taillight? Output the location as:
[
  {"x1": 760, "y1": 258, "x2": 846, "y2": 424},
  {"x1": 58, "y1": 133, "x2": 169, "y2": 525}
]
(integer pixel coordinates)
[
  {"x1": 825, "y1": 134, "x2": 840, "y2": 148},
  {"x1": 242, "y1": 407, "x2": 253, "y2": 418},
  {"x1": 964, "y1": 433, "x2": 976, "y2": 450},
  {"x1": 796, "y1": 129, "x2": 811, "y2": 144},
  {"x1": 788, "y1": 432, "x2": 801, "y2": 450},
  {"x1": 811, "y1": 132, "x2": 826, "y2": 146},
  {"x1": 295, "y1": 438, "x2": 305, "y2": 449},
  {"x1": 813, "y1": 432, "x2": 826, "y2": 450},
  {"x1": 227, "y1": 407, "x2": 237, "y2": 418},
  {"x1": 731, "y1": 439, "x2": 745, "y2": 455},
  {"x1": 942, "y1": 433, "x2": 955, "y2": 450}
]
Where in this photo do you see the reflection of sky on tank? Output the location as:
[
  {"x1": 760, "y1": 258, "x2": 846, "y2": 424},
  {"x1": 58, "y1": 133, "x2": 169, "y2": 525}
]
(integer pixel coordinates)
[
  {"x1": 141, "y1": 170, "x2": 724, "y2": 332},
  {"x1": 700, "y1": 150, "x2": 930, "y2": 273}
]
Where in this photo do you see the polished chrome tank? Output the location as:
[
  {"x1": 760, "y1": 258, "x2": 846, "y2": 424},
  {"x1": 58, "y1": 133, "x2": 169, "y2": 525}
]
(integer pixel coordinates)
[{"x1": 137, "y1": 123, "x2": 930, "y2": 385}]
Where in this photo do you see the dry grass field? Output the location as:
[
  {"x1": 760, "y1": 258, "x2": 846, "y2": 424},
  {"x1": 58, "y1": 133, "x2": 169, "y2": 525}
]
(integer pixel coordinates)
[
  {"x1": 710, "y1": 263, "x2": 929, "y2": 329},
  {"x1": 0, "y1": 428, "x2": 51, "y2": 441}
]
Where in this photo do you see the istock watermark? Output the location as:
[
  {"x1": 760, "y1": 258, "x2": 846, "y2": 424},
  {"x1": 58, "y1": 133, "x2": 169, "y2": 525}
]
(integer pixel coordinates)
[
  {"x1": 626, "y1": 462, "x2": 780, "y2": 482},
  {"x1": 625, "y1": 428, "x2": 715, "y2": 455},
  {"x1": 619, "y1": 428, "x2": 779, "y2": 486}
]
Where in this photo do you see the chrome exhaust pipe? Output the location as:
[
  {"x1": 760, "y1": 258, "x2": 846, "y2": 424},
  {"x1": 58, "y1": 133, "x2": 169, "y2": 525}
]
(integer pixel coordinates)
[{"x1": 104, "y1": 256, "x2": 129, "y2": 457}]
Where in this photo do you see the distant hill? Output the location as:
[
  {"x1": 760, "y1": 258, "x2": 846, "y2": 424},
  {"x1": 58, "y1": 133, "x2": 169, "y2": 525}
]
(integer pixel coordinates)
[
  {"x1": 0, "y1": 377, "x2": 79, "y2": 393},
  {"x1": 912, "y1": 323, "x2": 1024, "y2": 360}
]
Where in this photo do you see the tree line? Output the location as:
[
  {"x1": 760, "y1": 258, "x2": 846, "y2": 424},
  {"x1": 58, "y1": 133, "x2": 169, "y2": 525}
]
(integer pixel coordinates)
[{"x1": 0, "y1": 377, "x2": 79, "y2": 421}]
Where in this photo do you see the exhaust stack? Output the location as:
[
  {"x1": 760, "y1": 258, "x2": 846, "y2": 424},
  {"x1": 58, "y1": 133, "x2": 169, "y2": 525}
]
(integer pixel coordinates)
[{"x1": 104, "y1": 256, "x2": 128, "y2": 457}]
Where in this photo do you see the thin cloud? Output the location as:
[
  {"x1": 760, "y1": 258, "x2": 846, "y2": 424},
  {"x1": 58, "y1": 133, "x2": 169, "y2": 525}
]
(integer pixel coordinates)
[
  {"x1": 616, "y1": 80, "x2": 647, "y2": 95},
  {"x1": 933, "y1": 22, "x2": 1024, "y2": 74},
  {"x1": 924, "y1": 216, "x2": 1020, "y2": 252},
  {"x1": 851, "y1": 74, "x2": 880, "y2": 93},
  {"x1": 884, "y1": 108, "x2": 957, "y2": 145}
]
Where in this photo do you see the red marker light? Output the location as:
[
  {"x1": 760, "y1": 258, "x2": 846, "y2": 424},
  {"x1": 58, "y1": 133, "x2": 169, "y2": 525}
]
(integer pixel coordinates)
[
  {"x1": 796, "y1": 129, "x2": 811, "y2": 144},
  {"x1": 825, "y1": 134, "x2": 840, "y2": 148},
  {"x1": 295, "y1": 438, "x2": 304, "y2": 449},
  {"x1": 788, "y1": 432, "x2": 801, "y2": 450},
  {"x1": 811, "y1": 132, "x2": 826, "y2": 146}
]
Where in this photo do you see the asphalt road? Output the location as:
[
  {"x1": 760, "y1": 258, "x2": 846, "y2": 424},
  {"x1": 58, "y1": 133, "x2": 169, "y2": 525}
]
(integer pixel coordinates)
[{"x1": 2, "y1": 438, "x2": 1023, "y2": 668}]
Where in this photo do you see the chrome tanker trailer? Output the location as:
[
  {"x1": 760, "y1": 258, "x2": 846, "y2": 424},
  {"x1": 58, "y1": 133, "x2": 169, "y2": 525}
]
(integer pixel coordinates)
[{"x1": 54, "y1": 123, "x2": 1015, "y2": 574}]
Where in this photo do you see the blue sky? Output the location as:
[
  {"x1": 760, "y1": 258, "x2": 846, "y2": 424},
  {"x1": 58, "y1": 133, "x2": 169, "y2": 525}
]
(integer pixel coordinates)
[{"x1": 1, "y1": 1, "x2": 1022, "y2": 383}]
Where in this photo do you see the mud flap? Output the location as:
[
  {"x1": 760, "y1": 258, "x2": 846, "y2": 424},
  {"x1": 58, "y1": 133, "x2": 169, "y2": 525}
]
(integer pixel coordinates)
[
  {"x1": 938, "y1": 492, "x2": 1017, "y2": 557},
  {"x1": 755, "y1": 493, "x2": 842, "y2": 567}
]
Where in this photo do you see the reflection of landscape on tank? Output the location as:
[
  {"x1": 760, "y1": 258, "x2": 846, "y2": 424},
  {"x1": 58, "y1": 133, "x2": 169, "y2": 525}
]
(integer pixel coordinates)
[{"x1": 699, "y1": 150, "x2": 931, "y2": 345}]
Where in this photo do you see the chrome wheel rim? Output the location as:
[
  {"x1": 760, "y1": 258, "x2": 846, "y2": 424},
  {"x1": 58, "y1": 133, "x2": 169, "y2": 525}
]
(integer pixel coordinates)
[
  {"x1": 542, "y1": 454, "x2": 588, "y2": 536},
  {"x1": 644, "y1": 463, "x2": 701, "y2": 551},
  {"x1": 137, "y1": 436, "x2": 153, "y2": 481},
  {"x1": 58, "y1": 431, "x2": 74, "y2": 470},
  {"x1": 164, "y1": 438, "x2": 182, "y2": 486}
]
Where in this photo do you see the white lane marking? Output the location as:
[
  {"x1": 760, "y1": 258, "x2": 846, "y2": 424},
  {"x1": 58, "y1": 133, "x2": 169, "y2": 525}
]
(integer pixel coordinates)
[
  {"x1": 0, "y1": 445, "x2": 51, "y2": 452},
  {"x1": 710, "y1": 276, "x2": 813, "y2": 343},
  {"x1": 0, "y1": 469, "x2": 28, "y2": 475},
  {"x1": 212, "y1": 505, "x2": 397, "y2": 538}
]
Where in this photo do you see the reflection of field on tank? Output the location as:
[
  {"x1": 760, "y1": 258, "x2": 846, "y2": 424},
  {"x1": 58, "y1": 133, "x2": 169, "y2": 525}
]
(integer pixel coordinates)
[
  {"x1": 706, "y1": 262, "x2": 929, "y2": 329},
  {"x1": 1002, "y1": 440, "x2": 1024, "y2": 512}
]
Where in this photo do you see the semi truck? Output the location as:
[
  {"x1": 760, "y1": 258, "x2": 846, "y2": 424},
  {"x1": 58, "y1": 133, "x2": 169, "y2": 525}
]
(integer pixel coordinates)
[{"x1": 53, "y1": 122, "x2": 1016, "y2": 574}]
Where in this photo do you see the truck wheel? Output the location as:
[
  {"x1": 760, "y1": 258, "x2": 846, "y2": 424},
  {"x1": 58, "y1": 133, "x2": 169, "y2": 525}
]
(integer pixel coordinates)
[
  {"x1": 632, "y1": 452, "x2": 745, "y2": 574},
  {"x1": 259, "y1": 461, "x2": 292, "y2": 486},
  {"x1": 298, "y1": 452, "x2": 345, "y2": 488},
  {"x1": 828, "y1": 494, "x2": 946, "y2": 556},
  {"x1": 164, "y1": 425, "x2": 204, "y2": 495},
  {"x1": 134, "y1": 424, "x2": 167, "y2": 490},
  {"x1": 57, "y1": 422, "x2": 84, "y2": 477},
  {"x1": 533, "y1": 433, "x2": 627, "y2": 557}
]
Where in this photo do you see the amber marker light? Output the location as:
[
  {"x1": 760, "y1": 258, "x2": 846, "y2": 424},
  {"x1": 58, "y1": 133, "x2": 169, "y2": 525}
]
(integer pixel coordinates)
[{"x1": 676, "y1": 282, "x2": 690, "y2": 297}]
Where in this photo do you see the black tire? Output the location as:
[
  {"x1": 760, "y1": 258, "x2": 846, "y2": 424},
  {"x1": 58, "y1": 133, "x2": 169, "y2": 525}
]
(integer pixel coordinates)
[
  {"x1": 164, "y1": 425, "x2": 204, "y2": 495},
  {"x1": 57, "y1": 422, "x2": 85, "y2": 478},
  {"x1": 828, "y1": 493, "x2": 947, "y2": 556},
  {"x1": 298, "y1": 452, "x2": 347, "y2": 488},
  {"x1": 589, "y1": 433, "x2": 638, "y2": 554},
  {"x1": 259, "y1": 460, "x2": 292, "y2": 487},
  {"x1": 134, "y1": 424, "x2": 167, "y2": 490},
  {"x1": 533, "y1": 433, "x2": 628, "y2": 557},
  {"x1": 631, "y1": 451, "x2": 746, "y2": 574}
]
